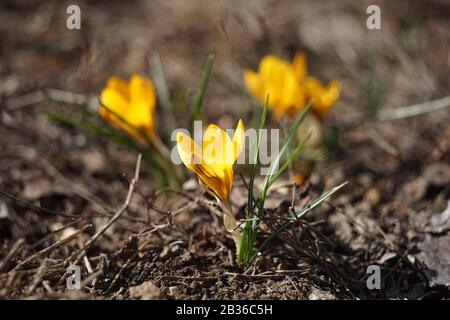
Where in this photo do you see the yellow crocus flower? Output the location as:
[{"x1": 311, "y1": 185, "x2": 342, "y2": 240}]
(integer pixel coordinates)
[
  {"x1": 244, "y1": 52, "x2": 340, "y2": 120},
  {"x1": 100, "y1": 74, "x2": 156, "y2": 142},
  {"x1": 176, "y1": 120, "x2": 244, "y2": 232},
  {"x1": 244, "y1": 55, "x2": 306, "y2": 121}
]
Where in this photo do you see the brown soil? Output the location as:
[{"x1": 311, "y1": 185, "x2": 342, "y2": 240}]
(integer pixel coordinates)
[{"x1": 0, "y1": 0, "x2": 449, "y2": 299}]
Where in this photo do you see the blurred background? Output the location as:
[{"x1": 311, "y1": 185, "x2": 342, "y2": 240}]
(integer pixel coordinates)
[{"x1": 0, "y1": 0, "x2": 449, "y2": 299}]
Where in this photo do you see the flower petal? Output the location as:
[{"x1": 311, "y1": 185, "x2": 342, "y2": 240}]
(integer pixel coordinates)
[
  {"x1": 292, "y1": 51, "x2": 307, "y2": 83},
  {"x1": 306, "y1": 77, "x2": 340, "y2": 117},
  {"x1": 194, "y1": 165, "x2": 232, "y2": 204},
  {"x1": 259, "y1": 55, "x2": 289, "y2": 80},
  {"x1": 177, "y1": 125, "x2": 236, "y2": 204},
  {"x1": 177, "y1": 131, "x2": 232, "y2": 203},
  {"x1": 125, "y1": 100, "x2": 156, "y2": 140},
  {"x1": 106, "y1": 76, "x2": 130, "y2": 101},
  {"x1": 129, "y1": 74, "x2": 156, "y2": 109},
  {"x1": 232, "y1": 119, "x2": 245, "y2": 162},
  {"x1": 176, "y1": 131, "x2": 203, "y2": 171},
  {"x1": 243, "y1": 70, "x2": 263, "y2": 102},
  {"x1": 258, "y1": 55, "x2": 303, "y2": 119},
  {"x1": 99, "y1": 87, "x2": 128, "y2": 125},
  {"x1": 202, "y1": 124, "x2": 234, "y2": 168}
]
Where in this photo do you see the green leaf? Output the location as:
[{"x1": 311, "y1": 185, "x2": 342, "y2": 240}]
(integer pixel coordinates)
[
  {"x1": 248, "y1": 181, "x2": 348, "y2": 265},
  {"x1": 237, "y1": 95, "x2": 269, "y2": 264},
  {"x1": 149, "y1": 52, "x2": 177, "y2": 138},
  {"x1": 257, "y1": 102, "x2": 312, "y2": 210},
  {"x1": 189, "y1": 54, "x2": 214, "y2": 129},
  {"x1": 43, "y1": 111, "x2": 173, "y2": 186},
  {"x1": 266, "y1": 130, "x2": 312, "y2": 189},
  {"x1": 42, "y1": 89, "x2": 95, "y2": 117}
]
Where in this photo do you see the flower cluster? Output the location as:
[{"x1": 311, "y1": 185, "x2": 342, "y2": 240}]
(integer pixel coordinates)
[
  {"x1": 94, "y1": 51, "x2": 340, "y2": 260},
  {"x1": 244, "y1": 52, "x2": 340, "y2": 120}
]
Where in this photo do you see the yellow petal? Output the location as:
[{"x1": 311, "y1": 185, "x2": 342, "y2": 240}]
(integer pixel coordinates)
[
  {"x1": 259, "y1": 55, "x2": 290, "y2": 81},
  {"x1": 244, "y1": 70, "x2": 264, "y2": 102},
  {"x1": 125, "y1": 100, "x2": 156, "y2": 140},
  {"x1": 177, "y1": 131, "x2": 232, "y2": 203},
  {"x1": 129, "y1": 74, "x2": 156, "y2": 109},
  {"x1": 292, "y1": 51, "x2": 307, "y2": 83},
  {"x1": 259, "y1": 57, "x2": 287, "y2": 105},
  {"x1": 99, "y1": 87, "x2": 128, "y2": 125},
  {"x1": 278, "y1": 72, "x2": 306, "y2": 117},
  {"x1": 306, "y1": 77, "x2": 340, "y2": 117},
  {"x1": 106, "y1": 76, "x2": 130, "y2": 101},
  {"x1": 202, "y1": 124, "x2": 234, "y2": 168},
  {"x1": 258, "y1": 55, "x2": 305, "y2": 120},
  {"x1": 176, "y1": 131, "x2": 203, "y2": 171},
  {"x1": 244, "y1": 69, "x2": 272, "y2": 106},
  {"x1": 232, "y1": 119, "x2": 245, "y2": 162},
  {"x1": 100, "y1": 75, "x2": 158, "y2": 142},
  {"x1": 195, "y1": 165, "x2": 233, "y2": 204}
]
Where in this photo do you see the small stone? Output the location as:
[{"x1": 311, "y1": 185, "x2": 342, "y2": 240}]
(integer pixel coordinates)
[
  {"x1": 308, "y1": 287, "x2": 336, "y2": 300},
  {"x1": 168, "y1": 286, "x2": 181, "y2": 297},
  {"x1": 128, "y1": 281, "x2": 163, "y2": 300}
]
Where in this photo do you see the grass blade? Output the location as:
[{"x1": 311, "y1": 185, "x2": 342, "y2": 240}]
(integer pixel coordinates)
[
  {"x1": 238, "y1": 94, "x2": 269, "y2": 264},
  {"x1": 149, "y1": 52, "x2": 177, "y2": 138},
  {"x1": 44, "y1": 111, "x2": 125, "y2": 143},
  {"x1": 248, "y1": 94, "x2": 270, "y2": 214},
  {"x1": 257, "y1": 102, "x2": 312, "y2": 209},
  {"x1": 266, "y1": 130, "x2": 312, "y2": 189},
  {"x1": 44, "y1": 111, "x2": 172, "y2": 186},
  {"x1": 189, "y1": 54, "x2": 215, "y2": 129},
  {"x1": 249, "y1": 181, "x2": 348, "y2": 265},
  {"x1": 367, "y1": 128, "x2": 399, "y2": 157}
]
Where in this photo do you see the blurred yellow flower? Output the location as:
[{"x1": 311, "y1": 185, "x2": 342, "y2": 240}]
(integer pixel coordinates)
[
  {"x1": 176, "y1": 120, "x2": 244, "y2": 231},
  {"x1": 304, "y1": 77, "x2": 340, "y2": 118},
  {"x1": 244, "y1": 55, "x2": 305, "y2": 121},
  {"x1": 100, "y1": 74, "x2": 156, "y2": 142},
  {"x1": 244, "y1": 52, "x2": 340, "y2": 120}
]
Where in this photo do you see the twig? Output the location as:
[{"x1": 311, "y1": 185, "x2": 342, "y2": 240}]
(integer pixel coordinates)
[
  {"x1": 378, "y1": 95, "x2": 450, "y2": 120},
  {"x1": 107, "y1": 252, "x2": 138, "y2": 292},
  {"x1": 0, "y1": 185, "x2": 147, "y2": 225},
  {"x1": 0, "y1": 238, "x2": 25, "y2": 273},
  {"x1": 80, "y1": 268, "x2": 104, "y2": 288},
  {"x1": 31, "y1": 218, "x2": 83, "y2": 250},
  {"x1": 5, "y1": 91, "x2": 45, "y2": 111},
  {"x1": 25, "y1": 259, "x2": 48, "y2": 295},
  {"x1": 138, "y1": 223, "x2": 171, "y2": 236},
  {"x1": 5, "y1": 88, "x2": 94, "y2": 112},
  {"x1": 287, "y1": 275, "x2": 302, "y2": 295},
  {"x1": 68, "y1": 154, "x2": 142, "y2": 265},
  {"x1": 367, "y1": 128, "x2": 399, "y2": 157},
  {"x1": 0, "y1": 189, "x2": 78, "y2": 220},
  {"x1": 13, "y1": 224, "x2": 91, "y2": 271},
  {"x1": 55, "y1": 155, "x2": 142, "y2": 288},
  {"x1": 225, "y1": 272, "x2": 286, "y2": 280},
  {"x1": 42, "y1": 280, "x2": 54, "y2": 294},
  {"x1": 38, "y1": 156, "x2": 114, "y2": 215},
  {"x1": 83, "y1": 256, "x2": 93, "y2": 274},
  {"x1": 155, "y1": 275, "x2": 217, "y2": 283}
]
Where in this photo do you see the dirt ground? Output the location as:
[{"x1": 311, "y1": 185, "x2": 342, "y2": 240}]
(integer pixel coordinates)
[{"x1": 1, "y1": 0, "x2": 449, "y2": 299}]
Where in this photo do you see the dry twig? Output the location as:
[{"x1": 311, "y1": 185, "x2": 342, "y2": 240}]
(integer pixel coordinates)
[{"x1": 68, "y1": 154, "x2": 142, "y2": 265}]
